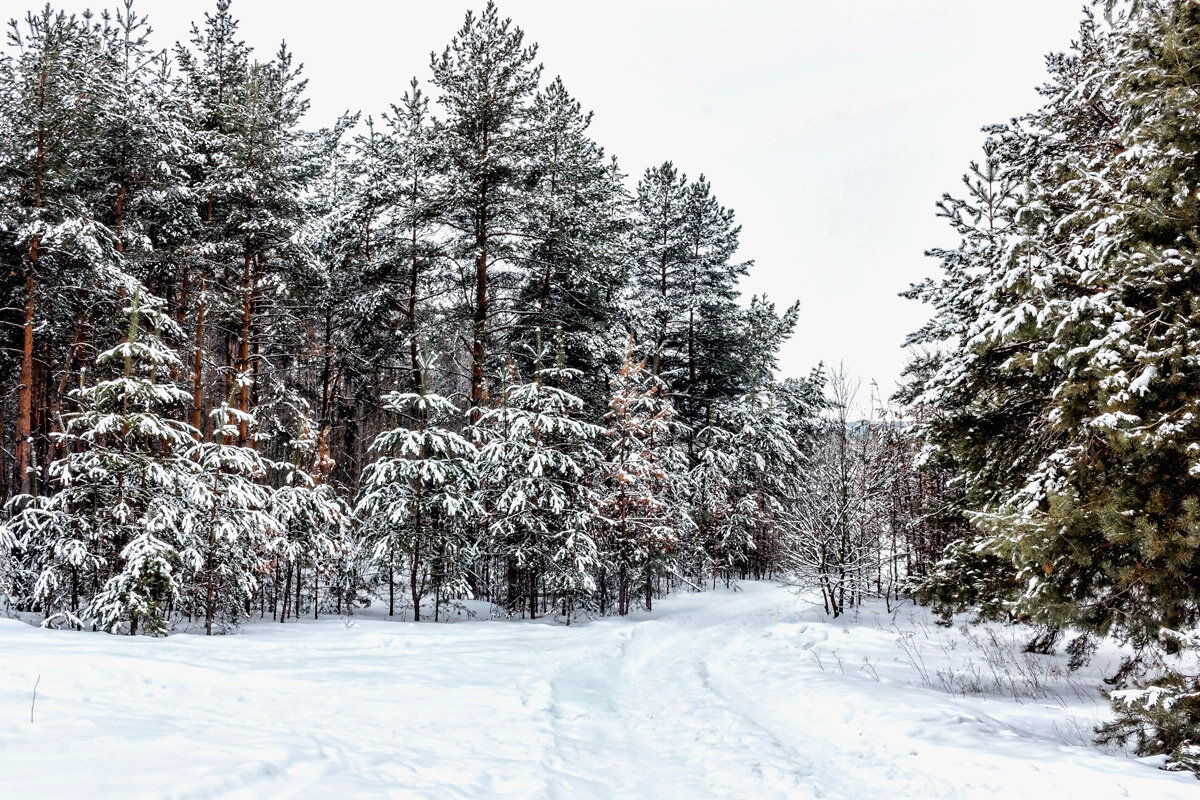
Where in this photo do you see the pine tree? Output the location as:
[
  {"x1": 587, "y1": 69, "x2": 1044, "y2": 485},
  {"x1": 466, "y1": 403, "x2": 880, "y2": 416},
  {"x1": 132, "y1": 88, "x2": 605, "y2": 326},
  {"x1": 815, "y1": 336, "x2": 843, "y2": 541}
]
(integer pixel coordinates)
[
  {"x1": 517, "y1": 77, "x2": 627, "y2": 405},
  {"x1": 628, "y1": 165, "x2": 759, "y2": 430},
  {"x1": 429, "y1": 1, "x2": 541, "y2": 415},
  {"x1": 183, "y1": 401, "x2": 274, "y2": 635},
  {"x1": 2, "y1": 292, "x2": 196, "y2": 634},
  {"x1": 177, "y1": 3, "x2": 312, "y2": 444},
  {"x1": 0, "y1": 7, "x2": 126, "y2": 498},
  {"x1": 357, "y1": 353, "x2": 480, "y2": 622},
  {"x1": 628, "y1": 162, "x2": 689, "y2": 383},
  {"x1": 268, "y1": 436, "x2": 352, "y2": 622},
  {"x1": 477, "y1": 356, "x2": 602, "y2": 619},
  {"x1": 598, "y1": 341, "x2": 690, "y2": 614}
]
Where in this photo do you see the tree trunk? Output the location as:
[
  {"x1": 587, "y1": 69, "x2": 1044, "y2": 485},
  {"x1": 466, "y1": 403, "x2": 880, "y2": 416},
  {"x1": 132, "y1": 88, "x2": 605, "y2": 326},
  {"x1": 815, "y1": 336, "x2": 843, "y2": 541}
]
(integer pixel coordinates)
[
  {"x1": 410, "y1": 541, "x2": 422, "y2": 623},
  {"x1": 237, "y1": 252, "x2": 253, "y2": 445},
  {"x1": 191, "y1": 277, "x2": 207, "y2": 436},
  {"x1": 470, "y1": 245, "x2": 488, "y2": 420},
  {"x1": 15, "y1": 273, "x2": 35, "y2": 497}
]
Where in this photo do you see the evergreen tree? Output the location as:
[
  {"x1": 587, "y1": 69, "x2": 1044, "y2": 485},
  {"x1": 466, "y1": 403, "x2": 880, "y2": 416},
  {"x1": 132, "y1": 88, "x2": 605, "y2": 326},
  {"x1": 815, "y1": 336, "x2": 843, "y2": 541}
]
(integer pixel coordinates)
[
  {"x1": 357, "y1": 354, "x2": 481, "y2": 622},
  {"x1": 517, "y1": 77, "x2": 627, "y2": 406},
  {"x1": 477, "y1": 357, "x2": 602, "y2": 618},
  {"x1": 598, "y1": 342, "x2": 690, "y2": 614},
  {"x1": 183, "y1": 401, "x2": 274, "y2": 636},
  {"x1": 0, "y1": 7, "x2": 126, "y2": 498},
  {"x1": 429, "y1": 1, "x2": 541, "y2": 415},
  {"x1": 628, "y1": 162, "x2": 689, "y2": 383},
  {"x1": 177, "y1": 3, "x2": 312, "y2": 444},
  {"x1": 2, "y1": 292, "x2": 195, "y2": 634}
]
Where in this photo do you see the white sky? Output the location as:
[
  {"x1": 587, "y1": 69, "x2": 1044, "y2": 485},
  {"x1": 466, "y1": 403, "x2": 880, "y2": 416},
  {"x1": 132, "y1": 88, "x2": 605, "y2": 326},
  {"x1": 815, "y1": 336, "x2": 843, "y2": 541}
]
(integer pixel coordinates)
[{"x1": 101, "y1": 0, "x2": 1086, "y2": 395}]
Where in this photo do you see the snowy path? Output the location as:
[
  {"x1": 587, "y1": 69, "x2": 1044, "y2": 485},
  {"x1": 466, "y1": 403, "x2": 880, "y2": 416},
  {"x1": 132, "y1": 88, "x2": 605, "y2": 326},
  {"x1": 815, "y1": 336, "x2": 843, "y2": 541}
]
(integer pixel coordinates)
[{"x1": 0, "y1": 583, "x2": 1193, "y2": 799}]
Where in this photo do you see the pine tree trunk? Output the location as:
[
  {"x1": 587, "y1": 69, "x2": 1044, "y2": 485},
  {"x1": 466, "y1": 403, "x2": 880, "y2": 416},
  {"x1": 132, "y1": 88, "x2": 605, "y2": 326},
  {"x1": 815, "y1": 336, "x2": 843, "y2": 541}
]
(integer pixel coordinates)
[
  {"x1": 281, "y1": 563, "x2": 292, "y2": 623},
  {"x1": 410, "y1": 540, "x2": 422, "y2": 623},
  {"x1": 409, "y1": 209, "x2": 422, "y2": 393},
  {"x1": 470, "y1": 245, "x2": 488, "y2": 419},
  {"x1": 191, "y1": 277, "x2": 207, "y2": 436},
  {"x1": 528, "y1": 571, "x2": 537, "y2": 620},
  {"x1": 237, "y1": 252, "x2": 253, "y2": 445},
  {"x1": 15, "y1": 273, "x2": 35, "y2": 497}
]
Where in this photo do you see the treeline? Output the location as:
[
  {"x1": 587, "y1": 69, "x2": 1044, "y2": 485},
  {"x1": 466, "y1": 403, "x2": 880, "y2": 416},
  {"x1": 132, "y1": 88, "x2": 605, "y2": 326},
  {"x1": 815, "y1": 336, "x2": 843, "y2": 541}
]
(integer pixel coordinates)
[
  {"x1": 903, "y1": 0, "x2": 1200, "y2": 772},
  {"x1": 0, "y1": 0, "x2": 888, "y2": 633}
]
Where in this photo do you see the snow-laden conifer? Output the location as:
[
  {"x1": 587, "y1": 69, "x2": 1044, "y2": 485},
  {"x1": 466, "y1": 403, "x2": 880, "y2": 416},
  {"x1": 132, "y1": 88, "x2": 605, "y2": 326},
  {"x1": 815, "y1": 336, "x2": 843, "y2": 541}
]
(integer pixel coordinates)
[
  {"x1": 598, "y1": 341, "x2": 691, "y2": 614},
  {"x1": 357, "y1": 352, "x2": 480, "y2": 622},
  {"x1": 182, "y1": 400, "x2": 275, "y2": 635},
  {"x1": 3, "y1": 292, "x2": 195, "y2": 634},
  {"x1": 477, "y1": 353, "x2": 602, "y2": 619}
]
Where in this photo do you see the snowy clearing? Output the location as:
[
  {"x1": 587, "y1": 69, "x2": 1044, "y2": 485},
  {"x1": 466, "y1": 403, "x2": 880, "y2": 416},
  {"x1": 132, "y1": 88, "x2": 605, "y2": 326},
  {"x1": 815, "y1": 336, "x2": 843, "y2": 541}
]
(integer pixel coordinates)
[{"x1": 0, "y1": 582, "x2": 1193, "y2": 800}]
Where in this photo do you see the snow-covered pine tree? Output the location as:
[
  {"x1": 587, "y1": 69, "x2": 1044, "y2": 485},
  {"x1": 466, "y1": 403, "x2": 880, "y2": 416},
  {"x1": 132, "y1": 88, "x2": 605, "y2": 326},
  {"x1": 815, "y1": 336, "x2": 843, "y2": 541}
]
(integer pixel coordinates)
[
  {"x1": 675, "y1": 175, "x2": 753, "y2": 422},
  {"x1": 356, "y1": 353, "x2": 480, "y2": 622},
  {"x1": 429, "y1": 1, "x2": 542, "y2": 416},
  {"x1": 477, "y1": 353, "x2": 603, "y2": 619},
  {"x1": 91, "y1": 1, "x2": 197, "y2": 273},
  {"x1": 628, "y1": 162, "x2": 689, "y2": 384},
  {"x1": 177, "y1": 2, "x2": 312, "y2": 445},
  {"x1": 0, "y1": 7, "x2": 126, "y2": 498},
  {"x1": 987, "y1": 1, "x2": 1200, "y2": 644},
  {"x1": 2, "y1": 292, "x2": 196, "y2": 634},
  {"x1": 182, "y1": 400, "x2": 275, "y2": 635},
  {"x1": 693, "y1": 392, "x2": 806, "y2": 589},
  {"x1": 899, "y1": 138, "x2": 1031, "y2": 618},
  {"x1": 517, "y1": 77, "x2": 628, "y2": 407},
  {"x1": 628, "y1": 165, "x2": 761, "y2": 433},
  {"x1": 598, "y1": 341, "x2": 691, "y2": 614},
  {"x1": 689, "y1": 410, "x2": 738, "y2": 587},
  {"x1": 267, "y1": 412, "x2": 352, "y2": 622},
  {"x1": 380, "y1": 79, "x2": 444, "y2": 395}
]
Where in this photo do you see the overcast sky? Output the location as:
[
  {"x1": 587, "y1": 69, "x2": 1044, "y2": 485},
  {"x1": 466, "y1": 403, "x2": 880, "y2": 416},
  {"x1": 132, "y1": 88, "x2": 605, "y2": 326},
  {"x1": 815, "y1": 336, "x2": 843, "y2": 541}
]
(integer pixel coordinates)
[{"x1": 111, "y1": 0, "x2": 1086, "y2": 395}]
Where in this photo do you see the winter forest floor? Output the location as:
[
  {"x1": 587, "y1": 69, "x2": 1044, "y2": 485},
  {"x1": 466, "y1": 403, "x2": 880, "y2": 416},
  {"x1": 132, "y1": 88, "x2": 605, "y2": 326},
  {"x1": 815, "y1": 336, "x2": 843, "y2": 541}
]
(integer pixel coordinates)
[{"x1": 0, "y1": 583, "x2": 1194, "y2": 800}]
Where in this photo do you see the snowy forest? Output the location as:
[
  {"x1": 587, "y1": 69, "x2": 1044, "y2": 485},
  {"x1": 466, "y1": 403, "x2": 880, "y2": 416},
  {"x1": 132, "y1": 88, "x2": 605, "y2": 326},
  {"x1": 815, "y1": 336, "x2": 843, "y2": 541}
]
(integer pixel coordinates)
[
  {"x1": 0, "y1": 0, "x2": 942, "y2": 637},
  {"x1": 3, "y1": 0, "x2": 1200, "y2": 789}
]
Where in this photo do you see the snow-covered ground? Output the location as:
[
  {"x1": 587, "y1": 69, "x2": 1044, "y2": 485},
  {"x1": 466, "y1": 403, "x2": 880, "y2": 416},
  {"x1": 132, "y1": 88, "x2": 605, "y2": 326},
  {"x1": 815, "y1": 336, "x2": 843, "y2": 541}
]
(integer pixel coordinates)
[{"x1": 0, "y1": 582, "x2": 1193, "y2": 799}]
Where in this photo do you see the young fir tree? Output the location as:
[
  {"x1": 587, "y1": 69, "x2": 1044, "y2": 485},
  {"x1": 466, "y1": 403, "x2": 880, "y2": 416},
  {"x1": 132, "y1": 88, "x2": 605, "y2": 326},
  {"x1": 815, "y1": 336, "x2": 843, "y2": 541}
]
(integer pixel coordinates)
[
  {"x1": 2, "y1": 292, "x2": 196, "y2": 635},
  {"x1": 599, "y1": 341, "x2": 691, "y2": 614},
  {"x1": 477, "y1": 353, "x2": 603, "y2": 619},
  {"x1": 356, "y1": 353, "x2": 481, "y2": 622}
]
